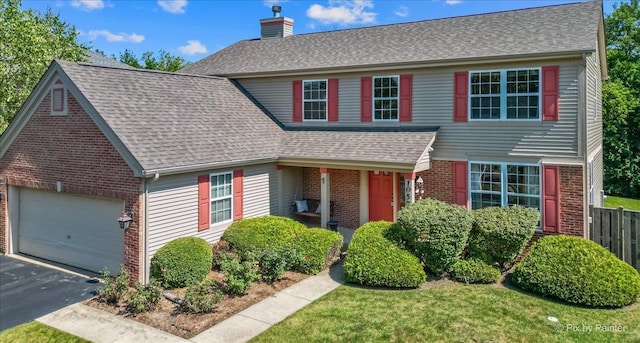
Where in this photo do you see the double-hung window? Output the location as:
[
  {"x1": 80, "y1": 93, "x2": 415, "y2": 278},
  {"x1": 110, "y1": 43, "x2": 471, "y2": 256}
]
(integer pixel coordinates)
[
  {"x1": 303, "y1": 80, "x2": 327, "y2": 121},
  {"x1": 470, "y1": 162, "x2": 541, "y2": 212},
  {"x1": 470, "y1": 68, "x2": 540, "y2": 120},
  {"x1": 373, "y1": 76, "x2": 399, "y2": 121},
  {"x1": 210, "y1": 172, "x2": 232, "y2": 224}
]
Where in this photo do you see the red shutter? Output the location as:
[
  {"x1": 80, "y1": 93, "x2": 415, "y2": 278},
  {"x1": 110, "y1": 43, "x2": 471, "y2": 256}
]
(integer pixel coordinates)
[
  {"x1": 543, "y1": 165, "x2": 560, "y2": 233},
  {"x1": 198, "y1": 175, "x2": 210, "y2": 231},
  {"x1": 328, "y1": 78, "x2": 339, "y2": 122},
  {"x1": 361, "y1": 76, "x2": 372, "y2": 122},
  {"x1": 233, "y1": 169, "x2": 244, "y2": 221},
  {"x1": 453, "y1": 161, "x2": 469, "y2": 208},
  {"x1": 453, "y1": 72, "x2": 469, "y2": 122},
  {"x1": 542, "y1": 66, "x2": 559, "y2": 121},
  {"x1": 399, "y1": 74, "x2": 413, "y2": 122},
  {"x1": 292, "y1": 80, "x2": 302, "y2": 122}
]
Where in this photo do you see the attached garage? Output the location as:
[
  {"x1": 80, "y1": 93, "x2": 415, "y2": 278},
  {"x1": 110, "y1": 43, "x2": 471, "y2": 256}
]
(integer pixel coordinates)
[{"x1": 13, "y1": 188, "x2": 125, "y2": 274}]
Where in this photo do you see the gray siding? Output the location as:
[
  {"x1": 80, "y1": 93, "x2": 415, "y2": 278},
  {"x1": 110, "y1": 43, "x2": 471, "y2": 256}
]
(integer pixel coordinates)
[
  {"x1": 281, "y1": 167, "x2": 303, "y2": 217},
  {"x1": 586, "y1": 39, "x2": 603, "y2": 155},
  {"x1": 589, "y1": 148, "x2": 604, "y2": 207},
  {"x1": 239, "y1": 59, "x2": 582, "y2": 162},
  {"x1": 146, "y1": 163, "x2": 278, "y2": 269}
]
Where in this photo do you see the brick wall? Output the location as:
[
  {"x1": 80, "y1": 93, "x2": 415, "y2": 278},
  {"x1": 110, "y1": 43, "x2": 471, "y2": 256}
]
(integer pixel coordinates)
[
  {"x1": 302, "y1": 168, "x2": 360, "y2": 228},
  {"x1": 0, "y1": 90, "x2": 143, "y2": 282},
  {"x1": 559, "y1": 165, "x2": 584, "y2": 236},
  {"x1": 418, "y1": 160, "x2": 454, "y2": 204}
]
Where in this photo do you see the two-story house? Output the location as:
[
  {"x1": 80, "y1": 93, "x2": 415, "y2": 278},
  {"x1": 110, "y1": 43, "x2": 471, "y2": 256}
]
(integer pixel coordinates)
[{"x1": 0, "y1": 1, "x2": 606, "y2": 282}]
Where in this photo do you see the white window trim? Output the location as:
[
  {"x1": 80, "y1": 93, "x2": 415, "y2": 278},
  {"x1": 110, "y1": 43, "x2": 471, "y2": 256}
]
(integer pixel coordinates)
[
  {"x1": 210, "y1": 171, "x2": 233, "y2": 226},
  {"x1": 50, "y1": 85, "x2": 68, "y2": 116},
  {"x1": 302, "y1": 79, "x2": 328, "y2": 122},
  {"x1": 468, "y1": 161, "x2": 542, "y2": 213},
  {"x1": 372, "y1": 75, "x2": 400, "y2": 122},
  {"x1": 468, "y1": 67, "x2": 542, "y2": 122}
]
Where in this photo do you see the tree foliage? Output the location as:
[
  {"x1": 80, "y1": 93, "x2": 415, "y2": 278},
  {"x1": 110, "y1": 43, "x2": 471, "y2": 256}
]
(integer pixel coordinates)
[
  {"x1": 116, "y1": 49, "x2": 189, "y2": 72},
  {"x1": 603, "y1": 0, "x2": 640, "y2": 198},
  {"x1": 0, "y1": 0, "x2": 88, "y2": 133}
]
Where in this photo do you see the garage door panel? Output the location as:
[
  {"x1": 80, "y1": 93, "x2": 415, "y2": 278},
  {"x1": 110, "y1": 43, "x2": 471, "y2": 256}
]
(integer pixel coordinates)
[{"x1": 18, "y1": 189, "x2": 125, "y2": 274}]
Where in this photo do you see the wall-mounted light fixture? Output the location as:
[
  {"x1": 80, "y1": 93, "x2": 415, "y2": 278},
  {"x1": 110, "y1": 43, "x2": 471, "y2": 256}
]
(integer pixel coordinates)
[
  {"x1": 415, "y1": 176, "x2": 425, "y2": 200},
  {"x1": 118, "y1": 211, "x2": 134, "y2": 230}
]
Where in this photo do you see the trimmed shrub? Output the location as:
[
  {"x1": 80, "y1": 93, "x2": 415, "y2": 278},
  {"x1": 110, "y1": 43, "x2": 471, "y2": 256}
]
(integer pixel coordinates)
[
  {"x1": 450, "y1": 259, "x2": 501, "y2": 284},
  {"x1": 127, "y1": 279, "x2": 162, "y2": 314},
  {"x1": 395, "y1": 199, "x2": 474, "y2": 274},
  {"x1": 96, "y1": 266, "x2": 129, "y2": 304},
  {"x1": 150, "y1": 237, "x2": 213, "y2": 289},
  {"x1": 344, "y1": 221, "x2": 426, "y2": 288},
  {"x1": 222, "y1": 216, "x2": 307, "y2": 254},
  {"x1": 513, "y1": 235, "x2": 640, "y2": 307},
  {"x1": 293, "y1": 228, "x2": 343, "y2": 274},
  {"x1": 254, "y1": 247, "x2": 288, "y2": 283},
  {"x1": 182, "y1": 280, "x2": 224, "y2": 314},
  {"x1": 219, "y1": 253, "x2": 260, "y2": 295},
  {"x1": 468, "y1": 206, "x2": 539, "y2": 269}
]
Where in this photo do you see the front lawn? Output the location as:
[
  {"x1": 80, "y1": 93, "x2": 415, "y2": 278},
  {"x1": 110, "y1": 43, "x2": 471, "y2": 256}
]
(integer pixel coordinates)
[
  {"x1": 605, "y1": 196, "x2": 640, "y2": 211},
  {"x1": 0, "y1": 322, "x2": 89, "y2": 343},
  {"x1": 251, "y1": 284, "x2": 639, "y2": 343}
]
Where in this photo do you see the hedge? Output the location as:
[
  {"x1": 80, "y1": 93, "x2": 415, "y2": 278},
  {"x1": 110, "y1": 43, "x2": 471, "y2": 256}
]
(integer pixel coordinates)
[
  {"x1": 293, "y1": 228, "x2": 343, "y2": 274},
  {"x1": 450, "y1": 259, "x2": 501, "y2": 284},
  {"x1": 468, "y1": 206, "x2": 539, "y2": 269},
  {"x1": 513, "y1": 235, "x2": 640, "y2": 307},
  {"x1": 222, "y1": 216, "x2": 306, "y2": 254},
  {"x1": 150, "y1": 237, "x2": 213, "y2": 288},
  {"x1": 395, "y1": 199, "x2": 473, "y2": 274},
  {"x1": 344, "y1": 221, "x2": 426, "y2": 288}
]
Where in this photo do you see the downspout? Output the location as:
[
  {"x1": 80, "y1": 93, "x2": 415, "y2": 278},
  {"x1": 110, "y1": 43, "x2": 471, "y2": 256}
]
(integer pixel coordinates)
[
  {"x1": 142, "y1": 173, "x2": 160, "y2": 283},
  {"x1": 580, "y1": 52, "x2": 589, "y2": 239}
]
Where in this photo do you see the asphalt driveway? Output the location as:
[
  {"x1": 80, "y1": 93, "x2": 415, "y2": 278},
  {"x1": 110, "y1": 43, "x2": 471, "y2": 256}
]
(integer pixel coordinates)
[{"x1": 0, "y1": 255, "x2": 101, "y2": 331}]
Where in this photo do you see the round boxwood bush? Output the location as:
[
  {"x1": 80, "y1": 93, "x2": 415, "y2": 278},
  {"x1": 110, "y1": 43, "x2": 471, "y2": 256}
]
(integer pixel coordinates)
[
  {"x1": 468, "y1": 206, "x2": 539, "y2": 269},
  {"x1": 293, "y1": 228, "x2": 343, "y2": 274},
  {"x1": 222, "y1": 216, "x2": 307, "y2": 254},
  {"x1": 450, "y1": 259, "x2": 501, "y2": 284},
  {"x1": 344, "y1": 221, "x2": 426, "y2": 288},
  {"x1": 150, "y1": 237, "x2": 213, "y2": 289},
  {"x1": 395, "y1": 198, "x2": 473, "y2": 274},
  {"x1": 513, "y1": 235, "x2": 640, "y2": 307}
]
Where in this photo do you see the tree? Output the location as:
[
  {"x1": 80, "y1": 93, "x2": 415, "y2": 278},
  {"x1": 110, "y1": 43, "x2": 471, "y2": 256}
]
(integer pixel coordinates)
[
  {"x1": 116, "y1": 49, "x2": 189, "y2": 72},
  {"x1": 603, "y1": 0, "x2": 640, "y2": 198},
  {"x1": 0, "y1": 0, "x2": 88, "y2": 133}
]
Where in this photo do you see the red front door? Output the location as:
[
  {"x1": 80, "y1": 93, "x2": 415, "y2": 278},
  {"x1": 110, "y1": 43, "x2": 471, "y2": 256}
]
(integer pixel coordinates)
[{"x1": 369, "y1": 171, "x2": 395, "y2": 222}]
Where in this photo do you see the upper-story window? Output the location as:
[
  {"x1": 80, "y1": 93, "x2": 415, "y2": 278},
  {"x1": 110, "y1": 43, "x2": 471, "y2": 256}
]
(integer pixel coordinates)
[
  {"x1": 303, "y1": 80, "x2": 327, "y2": 121},
  {"x1": 470, "y1": 68, "x2": 540, "y2": 120},
  {"x1": 373, "y1": 76, "x2": 399, "y2": 121}
]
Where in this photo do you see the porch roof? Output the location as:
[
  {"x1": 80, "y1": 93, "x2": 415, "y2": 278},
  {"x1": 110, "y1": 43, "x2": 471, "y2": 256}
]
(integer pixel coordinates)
[{"x1": 280, "y1": 129, "x2": 437, "y2": 172}]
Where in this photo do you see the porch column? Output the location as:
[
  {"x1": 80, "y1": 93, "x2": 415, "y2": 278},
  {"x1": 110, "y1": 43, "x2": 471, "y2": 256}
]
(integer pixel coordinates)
[
  {"x1": 320, "y1": 168, "x2": 330, "y2": 228},
  {"x1": 404, "y1": 173, "x2": 416, "y2": 206},
  {"x1": 277, "y1": 165, "x2": 284, "y2": 215}
]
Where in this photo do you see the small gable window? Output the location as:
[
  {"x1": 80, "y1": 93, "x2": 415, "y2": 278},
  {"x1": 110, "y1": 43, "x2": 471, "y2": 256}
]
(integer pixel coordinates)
[
  {"x1": 303, "y1": 80, "x2": 327, "y2": 121},
  {"x1": 51, "y1": 80, "x2": 67, "y2": 116},
  {"x1": 373, "y1": 76, "x2": 399, "y2": 121}
]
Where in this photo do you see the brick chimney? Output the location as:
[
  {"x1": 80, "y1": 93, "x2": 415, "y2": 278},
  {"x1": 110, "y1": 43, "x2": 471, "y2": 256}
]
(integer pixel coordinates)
[{"x1": 260, "y1": 6, "x2": 293, "y2": 39}]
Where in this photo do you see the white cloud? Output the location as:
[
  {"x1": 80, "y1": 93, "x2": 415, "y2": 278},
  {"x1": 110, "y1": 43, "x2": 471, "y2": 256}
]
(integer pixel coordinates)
[
  {"x1": 445, "y1": 0, "x2": 461, "y2": 5},
  {"x1": 178, "y1": 40, "x2": 208, "y2": 55},
  {"x1": 306, "y1": 0, "x2": 377, "y2": 25},
  {"x1": 87, "y1": 30, "x2": 145, "y2": 43},
  {"x1": 157, "y1": 0, "x2": 187, "y2": 14},
  {"x1": 71, "y1": 0, "x2": 104, "y2": 11},
  {"x1": 394, "y1": 5, "x2": 408, "y2": 17}
]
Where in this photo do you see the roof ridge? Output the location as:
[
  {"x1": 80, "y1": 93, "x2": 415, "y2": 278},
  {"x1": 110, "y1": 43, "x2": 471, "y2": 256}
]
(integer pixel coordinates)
[
  {"x1": 256, "y1": 0, "x2": 591, "y2": 39},
  {"x1": 55, "y1": 59, "x2": 230, "y2": 81}
]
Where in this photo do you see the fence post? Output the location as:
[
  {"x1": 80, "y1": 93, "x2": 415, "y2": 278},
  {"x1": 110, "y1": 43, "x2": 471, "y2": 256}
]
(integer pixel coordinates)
[{"x1": 619, "y1": 206, "x2": 625, "y2": 262}]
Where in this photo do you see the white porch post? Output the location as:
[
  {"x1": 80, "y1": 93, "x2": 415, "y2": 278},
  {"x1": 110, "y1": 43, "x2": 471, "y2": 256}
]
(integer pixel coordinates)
[
  {"x1": 320, "y1": 168, "x2": 330, "y2": 228},
  {"x1": 404, "y1": 173, "x2": 416, "y2": 206}
]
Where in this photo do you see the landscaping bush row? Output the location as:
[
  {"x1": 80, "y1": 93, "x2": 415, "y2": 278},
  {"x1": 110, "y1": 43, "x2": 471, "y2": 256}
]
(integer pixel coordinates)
[{"x1": 344, "y1": 221, "x2": 426, "y2": 288}]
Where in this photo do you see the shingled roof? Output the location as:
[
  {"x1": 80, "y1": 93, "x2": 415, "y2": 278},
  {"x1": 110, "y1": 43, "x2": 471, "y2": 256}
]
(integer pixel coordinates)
[
  {"x1": 181, "y1": 1, "x2": 602, "y2": 77},
  {"x1": 57, "y1": 61, "x2": 283, "y2": 175}
]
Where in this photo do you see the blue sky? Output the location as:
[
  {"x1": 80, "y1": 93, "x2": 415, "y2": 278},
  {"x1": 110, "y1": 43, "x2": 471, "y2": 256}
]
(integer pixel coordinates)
[{"x1": 21, "y1": 0, "x2": 618, "y2": 62}]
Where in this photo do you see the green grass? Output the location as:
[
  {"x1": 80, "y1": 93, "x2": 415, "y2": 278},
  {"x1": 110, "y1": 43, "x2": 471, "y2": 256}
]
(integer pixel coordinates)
[
  {"x1": 0, "y1": 322, "x2": 89, "y2": 343},
  {"x1": 251, "y1": 284, "x2": 639, "y2": 343},
  {"x1": 604, "y1": 196, "x2": 640, "y2": 211}
]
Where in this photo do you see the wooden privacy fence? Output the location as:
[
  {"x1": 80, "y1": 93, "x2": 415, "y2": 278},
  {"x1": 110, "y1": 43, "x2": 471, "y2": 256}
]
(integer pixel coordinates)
[{"x1": 589, "y1": 205, "x2": 640, "y2": 273}]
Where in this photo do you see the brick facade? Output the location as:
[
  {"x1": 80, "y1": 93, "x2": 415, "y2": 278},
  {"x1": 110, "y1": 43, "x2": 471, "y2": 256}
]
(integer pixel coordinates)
[
  {"x1": 302, "y1": 168, "x2": 360, "y2": 229},
  {"x1": 419, "y1": 160, "x2": 454, "y2": 204},
  {"x1": 559, "y1": 166, "x2": 584, "y2": 236},
  {"x1": 0, "y1": 90, "x2": 143, "y2": 281}
]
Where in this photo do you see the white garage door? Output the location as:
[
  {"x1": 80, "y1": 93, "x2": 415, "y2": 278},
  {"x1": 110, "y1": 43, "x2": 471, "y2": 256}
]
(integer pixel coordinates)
[{"x1": 18, "y1": 188, "x2": 125, "y2": 274}]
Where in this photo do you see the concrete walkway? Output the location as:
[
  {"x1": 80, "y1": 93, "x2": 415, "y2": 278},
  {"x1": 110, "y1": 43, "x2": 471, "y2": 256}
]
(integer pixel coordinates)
[{"x1": 37, "y1": 263, "x2": 345, "y2": 343}]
